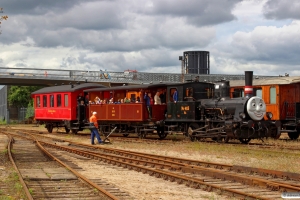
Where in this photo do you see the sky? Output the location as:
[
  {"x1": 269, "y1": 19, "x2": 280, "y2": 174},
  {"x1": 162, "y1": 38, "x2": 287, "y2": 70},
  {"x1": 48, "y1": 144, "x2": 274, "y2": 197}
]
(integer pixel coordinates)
[{"x1": 0, "y1": 0, "x2": 300, "y2": 76}]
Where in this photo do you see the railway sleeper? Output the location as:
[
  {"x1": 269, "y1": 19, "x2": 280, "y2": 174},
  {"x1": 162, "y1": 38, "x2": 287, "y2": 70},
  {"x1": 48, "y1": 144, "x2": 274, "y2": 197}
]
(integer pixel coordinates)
[{"x1": 192, "y1": 133, "x2": 227, "y2": 138}]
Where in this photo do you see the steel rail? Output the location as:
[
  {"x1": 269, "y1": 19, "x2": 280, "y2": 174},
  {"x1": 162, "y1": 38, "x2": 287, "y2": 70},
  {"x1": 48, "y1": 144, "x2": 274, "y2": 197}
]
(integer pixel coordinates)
[
  {"x1": 4, "y1": 131, "x2": 121, "y2": 200},
  {"x1": 45, "y1": 141, "x2": 300, "y2": 192},
  {"x1": 28, "y1": 133, "x2": 121, "y2": 200},
  {"x1": 5, "y1": 129, "x2": 300, "y2": 182},
  {"x1": 41, "y1": 141, "x2": 278, "y2": 200},
  {"x1": 6, "y1": 135, "x2": 34, "y2": 200}
]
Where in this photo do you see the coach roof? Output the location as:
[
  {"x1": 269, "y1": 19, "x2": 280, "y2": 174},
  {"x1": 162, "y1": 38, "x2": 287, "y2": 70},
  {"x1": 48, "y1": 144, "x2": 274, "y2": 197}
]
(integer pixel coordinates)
[
  {"x1": 84, "y1": 83, "x2": 170, "y2": 92},
  {"x1": 31, "y1": 83, "x2": 106, "y2": 95},
  {"x1": 229, "y1": 76, "x2": 300, "y2": 87}
]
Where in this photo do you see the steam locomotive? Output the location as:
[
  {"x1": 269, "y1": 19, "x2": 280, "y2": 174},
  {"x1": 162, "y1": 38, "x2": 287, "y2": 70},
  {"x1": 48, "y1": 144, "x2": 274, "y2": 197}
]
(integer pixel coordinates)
[{"x1": 166, "y1": 71, "x2": 280, "y2": 143}]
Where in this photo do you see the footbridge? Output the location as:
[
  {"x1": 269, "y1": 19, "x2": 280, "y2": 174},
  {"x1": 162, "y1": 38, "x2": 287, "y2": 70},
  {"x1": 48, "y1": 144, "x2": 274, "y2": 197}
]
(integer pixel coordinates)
[{"x1": 0, "y1": 67, "x2": 276, "y2": 86}]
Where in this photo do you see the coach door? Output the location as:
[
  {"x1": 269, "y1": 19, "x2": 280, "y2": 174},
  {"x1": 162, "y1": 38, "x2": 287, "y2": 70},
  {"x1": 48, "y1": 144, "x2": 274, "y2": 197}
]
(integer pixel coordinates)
[{"x1": 77, "y1": 101, "x2": 86, "y2": 122}]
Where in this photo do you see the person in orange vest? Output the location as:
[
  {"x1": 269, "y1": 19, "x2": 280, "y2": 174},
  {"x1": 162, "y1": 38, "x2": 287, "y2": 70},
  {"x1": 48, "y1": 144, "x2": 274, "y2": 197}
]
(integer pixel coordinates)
[{"x1": 89, "y1": 112, "x2": 103, "y2": 145}]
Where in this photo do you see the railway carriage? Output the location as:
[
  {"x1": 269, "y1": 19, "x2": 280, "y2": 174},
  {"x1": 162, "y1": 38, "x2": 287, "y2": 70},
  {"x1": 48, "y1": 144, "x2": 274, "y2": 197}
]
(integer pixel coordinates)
[
  {"x1": 31, "y1": 83, "x2": 106, "y2": 133},
  {"x1": 84, "y1": 84, "x2": 169, "y2": 138},
  {"x1": 230, "y1": 76, "x2": 300, "y2": 140}
]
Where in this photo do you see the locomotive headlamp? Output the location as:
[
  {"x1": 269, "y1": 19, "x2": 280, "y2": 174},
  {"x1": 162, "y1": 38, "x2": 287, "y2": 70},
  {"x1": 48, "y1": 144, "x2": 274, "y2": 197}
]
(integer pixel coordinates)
[
  {"x1": 266, "y1": 112, "x2": 273, "y2": 120},
  {"x1": 239, "y1": 113, "x2": 246, "y2": 119}
]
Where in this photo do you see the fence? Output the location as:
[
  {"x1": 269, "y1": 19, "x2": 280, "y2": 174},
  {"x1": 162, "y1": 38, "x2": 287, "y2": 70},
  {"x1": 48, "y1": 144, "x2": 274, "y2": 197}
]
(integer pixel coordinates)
[{"x1": 18, "y1": 107, "x2": 34, "y2": 122}]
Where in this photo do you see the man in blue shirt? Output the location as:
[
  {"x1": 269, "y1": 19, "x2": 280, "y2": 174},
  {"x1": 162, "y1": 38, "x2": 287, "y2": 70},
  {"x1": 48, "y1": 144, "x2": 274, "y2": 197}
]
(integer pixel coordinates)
[
  {"x1": 144, "y1": 92, "x2": 153, "y2": 119},
  {"x1": 173, "y1": 89, "x2": 178, "y2": 103}
]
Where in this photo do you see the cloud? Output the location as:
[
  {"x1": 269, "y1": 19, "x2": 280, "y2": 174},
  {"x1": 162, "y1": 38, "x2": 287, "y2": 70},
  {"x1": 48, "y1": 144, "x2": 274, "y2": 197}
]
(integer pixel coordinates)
[
  {"x1": 209, "y1": 20, "x2": 300, "y2": 75},
  {"x1": 1, "y1": 0, "x2": 84, "y2": 15},
  {"x1": 1, "y1": 0, "x2": 300, "y2": 77},
  {"x1": 140, "y1": 0, "x2": 239, "y2": 26},
  {"x1": 263, "y1": 0, "x2": 300, "y2": 20}
]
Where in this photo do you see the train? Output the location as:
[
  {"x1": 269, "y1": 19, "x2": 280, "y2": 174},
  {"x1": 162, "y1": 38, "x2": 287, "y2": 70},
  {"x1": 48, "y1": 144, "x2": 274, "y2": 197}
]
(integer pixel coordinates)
[
  {"x1": 31, "y1": 71, "x2": 281, "y2": 144},
  {"x1": 230, "y1": 76, "x2": 300, "y2": 140}
]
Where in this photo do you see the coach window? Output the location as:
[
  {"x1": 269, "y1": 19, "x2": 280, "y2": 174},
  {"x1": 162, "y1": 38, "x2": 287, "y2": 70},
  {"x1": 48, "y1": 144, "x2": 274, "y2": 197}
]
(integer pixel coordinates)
[
  {"x1": 254, "y1": 88, "x2": 262, "y2": 98},
  {"x1": 57, "y1": 94, "x2": 62, "y2": 107},
  {"x1": 43, "y1": 95, "x2": 47, "y2": 107},
  {"x1": 50, "y1": 95, "x2": 54, "y2": 107},
  {"x1": 36, "y1": 96, "x2": 40, "y2": 107},
  {"x1": 185, "y1": 87, "x2": 193, "y2": 97},
  {"x1": 64, "y1": 94, "x2": 68, "y2": 107},
  {"x1": 233, "y1": 89, "x2": 244, "y2": 98},
  {"x1": 270, "y1": 87, "x2": 276, "y2": 104}
]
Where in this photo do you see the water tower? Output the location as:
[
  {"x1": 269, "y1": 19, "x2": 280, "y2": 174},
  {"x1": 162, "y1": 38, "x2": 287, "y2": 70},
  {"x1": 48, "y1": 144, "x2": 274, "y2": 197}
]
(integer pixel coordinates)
[{"x1": 179, "y1": 51, "x2": 210, "y2": 75}]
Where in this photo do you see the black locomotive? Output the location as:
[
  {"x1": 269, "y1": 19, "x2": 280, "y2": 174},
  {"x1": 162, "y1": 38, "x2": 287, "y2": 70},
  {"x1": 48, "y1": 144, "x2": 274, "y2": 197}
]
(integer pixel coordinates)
[{"x1": 163, "y1": 71, "x2": 280, "y2": 143}]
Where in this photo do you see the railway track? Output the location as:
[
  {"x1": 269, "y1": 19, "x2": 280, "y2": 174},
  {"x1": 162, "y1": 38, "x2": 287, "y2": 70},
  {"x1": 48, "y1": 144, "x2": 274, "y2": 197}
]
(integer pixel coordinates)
[
  {"x1": 3, "y1": 127, "x2": 300, "y2": 148},
  {"x1": 1, "y1": 127, "x2": 300, "y2": 199},
  {"x1": 42, "y1": 141, "x2": 300, "y2": 199},
  {"x1": 7, "y1": 130, "x2": 300, "y2": 199},
  {"x1": 0, "y1": 131, "x2": 133, "y2": 200}
]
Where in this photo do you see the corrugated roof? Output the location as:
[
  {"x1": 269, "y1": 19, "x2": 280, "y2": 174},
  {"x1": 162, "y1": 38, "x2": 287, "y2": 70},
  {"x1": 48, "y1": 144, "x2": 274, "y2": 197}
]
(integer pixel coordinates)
[
  {"x1": 31, "y1": 83, "x2": 106, "y2": 95},
  {"x1": 229, "y1": 76, "x2": 300, "y2": 87}
]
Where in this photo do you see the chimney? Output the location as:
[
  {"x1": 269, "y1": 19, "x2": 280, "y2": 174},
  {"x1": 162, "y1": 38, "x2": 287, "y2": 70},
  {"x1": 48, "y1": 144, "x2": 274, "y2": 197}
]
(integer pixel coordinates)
[{"x1": 244, "y1": 71, "x2": 253, "y2": 98}]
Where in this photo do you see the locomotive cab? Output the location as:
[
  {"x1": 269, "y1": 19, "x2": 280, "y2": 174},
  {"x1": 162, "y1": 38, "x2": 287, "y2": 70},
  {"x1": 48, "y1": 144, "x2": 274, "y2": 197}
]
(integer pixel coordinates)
[{"x1": 166, "y1": 81, "x2": 215, "y2": 122}]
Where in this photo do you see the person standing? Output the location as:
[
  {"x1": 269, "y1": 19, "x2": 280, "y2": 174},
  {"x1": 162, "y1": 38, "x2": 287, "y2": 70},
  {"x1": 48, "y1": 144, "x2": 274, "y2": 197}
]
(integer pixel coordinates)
[
  {"x1": 144, "y1": 92, "x2": 153, "y2": 119},
  {"x1": 89, "y1": 112, "x2": 103, "y2": 145},
  {"x1": 77, "y1": 93, "x2": 84, "y2": 105},
  {"x1": 154, "y1": 91, "x2": 161, "y2": 105},
  {"x1": 173, "y1": 89, "x2": 178, "y2": 103},
  {"x1": 159, "y1": 89, "x2": 166, "y2": 104}
]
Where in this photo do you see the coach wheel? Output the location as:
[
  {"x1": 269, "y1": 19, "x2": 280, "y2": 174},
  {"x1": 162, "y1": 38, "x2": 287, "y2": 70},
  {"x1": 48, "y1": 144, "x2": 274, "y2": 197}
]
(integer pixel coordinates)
[
  {"x1": 65, "y1": 127, "x2": 70, "y2": 133},
  {"x1": 188, "y1": 123, "x2": 199, "y2": 142},
  {"x1": 123, "y1": 133, "x2": 129, "y2": 137},
  {"x1": 286, "y1": 126, "x2": 299, "y2": 140},
  {"x1": 157, "y1": 126, "x2": 167, "y2": 140},
  {"x1": 288, "y1": 132, "x2": 299, "y2": 140},
  {"x1": 47, "y1": 125, "x2": 53, "y2": 133},
  {"x1": 71, "y1": 129, "x2": 78, "y2": 134},
  {"x1": 239, "y1": 138, "x2": 251, "y2": 144}
]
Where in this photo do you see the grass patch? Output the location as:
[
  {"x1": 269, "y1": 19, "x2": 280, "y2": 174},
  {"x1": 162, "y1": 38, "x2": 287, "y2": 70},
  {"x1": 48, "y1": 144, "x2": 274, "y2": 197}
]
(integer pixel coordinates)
[{"x1": 0, "y1": 169, "x2": 26, "y2": 200}]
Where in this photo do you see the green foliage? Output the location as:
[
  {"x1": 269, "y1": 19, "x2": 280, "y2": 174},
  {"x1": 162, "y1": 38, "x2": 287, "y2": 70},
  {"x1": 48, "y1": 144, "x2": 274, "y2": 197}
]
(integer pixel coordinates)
[
  {"x1": 26, "y1": 101, "x2": 34, "y2": 118},
  {"x1": 8, "y1": 86, "x2": 42, "y2": 108}
]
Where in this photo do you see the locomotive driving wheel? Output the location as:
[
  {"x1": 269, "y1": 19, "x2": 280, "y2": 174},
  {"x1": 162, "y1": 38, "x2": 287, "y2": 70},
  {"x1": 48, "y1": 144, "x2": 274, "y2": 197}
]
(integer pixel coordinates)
[{"x1": 212, "y1": 123, "x2": 227, "y2": 143}]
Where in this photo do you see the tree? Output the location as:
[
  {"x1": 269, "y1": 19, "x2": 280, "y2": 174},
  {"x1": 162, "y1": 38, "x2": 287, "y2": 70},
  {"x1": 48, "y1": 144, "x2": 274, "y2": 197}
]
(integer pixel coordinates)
[
  {"x1": 8, "y1": 86, "x2": 43, "y2": 108},
  {"x1": 0, "y1": 7, "x2": 8, "y2": 34}
]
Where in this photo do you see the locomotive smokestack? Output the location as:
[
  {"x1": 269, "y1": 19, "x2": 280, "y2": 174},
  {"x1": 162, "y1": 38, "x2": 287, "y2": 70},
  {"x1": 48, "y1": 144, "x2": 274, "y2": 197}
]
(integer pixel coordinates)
[{"x1": 244, "y1": 71, "x2": 253, "y2": 98}]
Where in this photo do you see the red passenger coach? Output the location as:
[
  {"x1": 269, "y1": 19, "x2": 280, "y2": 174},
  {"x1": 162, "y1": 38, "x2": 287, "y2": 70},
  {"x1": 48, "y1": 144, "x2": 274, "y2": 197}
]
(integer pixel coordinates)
[
  {"x1": 31, "y1": 83, "x2": 106, "y2": 133},
  {"x1": 84, "y1": 84, "x2": 168, "y2": 138}
]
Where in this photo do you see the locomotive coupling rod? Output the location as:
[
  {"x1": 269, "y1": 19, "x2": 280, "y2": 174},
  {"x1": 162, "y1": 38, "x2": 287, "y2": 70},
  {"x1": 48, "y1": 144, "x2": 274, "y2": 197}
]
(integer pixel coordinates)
[
  {"x1": 194, "y1": 125, "x2": 209, "y2": 132},
  {"x1": 188, "y1": 125, "x2": 209, "y2": 135}
]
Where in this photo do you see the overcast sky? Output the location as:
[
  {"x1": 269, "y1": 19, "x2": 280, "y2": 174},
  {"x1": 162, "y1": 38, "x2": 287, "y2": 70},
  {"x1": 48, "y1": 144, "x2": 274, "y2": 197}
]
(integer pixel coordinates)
[{"x1": 0, "y1": 0, "x2": 299, "y2": 76}]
